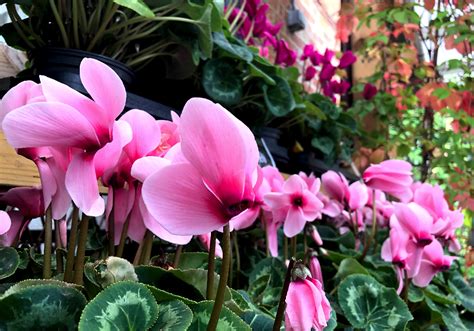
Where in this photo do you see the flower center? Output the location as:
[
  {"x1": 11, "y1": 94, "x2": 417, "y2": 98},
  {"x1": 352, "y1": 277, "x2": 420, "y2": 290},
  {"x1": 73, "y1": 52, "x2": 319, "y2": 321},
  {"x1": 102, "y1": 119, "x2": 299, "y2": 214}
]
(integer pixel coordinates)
[
  {"x1": 292, "y1": 196, "x2": 304, "y2": 207},
  {"x1": 227, "y1": 200, "x2": 251, "y2": 217}
]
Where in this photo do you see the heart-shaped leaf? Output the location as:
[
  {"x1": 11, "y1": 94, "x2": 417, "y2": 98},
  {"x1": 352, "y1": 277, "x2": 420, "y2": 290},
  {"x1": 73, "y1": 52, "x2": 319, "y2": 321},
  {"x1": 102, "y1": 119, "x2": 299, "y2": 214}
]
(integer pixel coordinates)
[
  {"x1": 202, "y1": 59, "x2": 243, "y2": 105},
  {"x1": 0, "y1": 247, "x2": 19, "y2": 280},
  {"x1": 0, "y1": 284, "x2": 86, "y2": 330},
  {"x1": 338, "y1": 274, "x2": 413, "y2": 330},
  {"x1": 263, "y1": 76, "x2": 295, "y2": 117},
  {"x1": 448, "y1": 271, "x2": 474, "y2": 312},
  {"x1": 79, "y1": 281, "x2": 158, "y2": 331}
]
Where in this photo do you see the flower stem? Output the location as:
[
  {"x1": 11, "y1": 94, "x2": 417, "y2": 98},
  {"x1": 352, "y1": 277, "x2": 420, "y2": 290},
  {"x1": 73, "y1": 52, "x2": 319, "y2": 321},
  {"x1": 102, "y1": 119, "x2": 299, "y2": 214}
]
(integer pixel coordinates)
[
  {"x1": 116, "y1": 215, "x2": 130, "y2": 258},
  {"x1": 54, "y1": 218, "x2": 64, "y2": 274},
  {"x1": 64, "y1": 205, "x2": 79, "y2": 283},
  {"x1": 206, "y1": 231, "x2": 217, "y2": 300},
  {"x1": 108, "y1": 204, "x2": 115, "y2": 257},
  {"x1": 207, "y1": 225, "x2": 230, "y2": 331},
  {"x1": 273, "y1": 258, "x2": 296, "y2": 331},
  {"x1": 140, "y1": 230, "x2": 154, "y2": 265},
  {"x1": 43, "y1": 206, "x2": 53, "y2": 279},
  {"x1": 233, "y1": 232, "x2": 241, "y2": 288},
  {"x1": 284, "y1": 236, "x2": 288, "y2": 261},
  {"x1": 73, "y1": 215, "x2": 90, "y2": 285},
  {"x1": 173, "y1": 245, "x2": 183, "y2": 267},
  {"x1": 291, "y1": 236, "x2": 297, "y2": 258}
]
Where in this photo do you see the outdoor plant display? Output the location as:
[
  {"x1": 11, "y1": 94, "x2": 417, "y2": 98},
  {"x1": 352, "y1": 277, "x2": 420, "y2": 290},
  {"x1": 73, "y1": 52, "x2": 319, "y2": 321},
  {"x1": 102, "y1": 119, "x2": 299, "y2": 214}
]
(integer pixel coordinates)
[{"x1": 0, "y1": 57, "x2": 472, "y2": 330}]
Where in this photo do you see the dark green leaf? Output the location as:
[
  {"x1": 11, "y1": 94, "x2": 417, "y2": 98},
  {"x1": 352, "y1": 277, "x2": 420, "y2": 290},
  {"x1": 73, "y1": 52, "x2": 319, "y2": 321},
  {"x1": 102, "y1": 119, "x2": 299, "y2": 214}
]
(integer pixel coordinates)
[
  {"x1": 425, "y1": 297, "x2": 468, "y2": 331},
  {"x1": 338, "y1": 274, "x2": 413, "y2": 330},
  {"x1": 241, "y1": 311, "x2": 274, "y2": 331},
  {"x1": 79, "y1": 281, "x2": 158, "y2": 331},
  {"x1": 202, "y1": 59, "x2": 243, "y2": 105},
  {"x1": 152, "y1": 300, "x2": 193, "y2": 330},
  {"x1": 213, "y1": 32, "x2": 253, "y2": 62},
  {"x1": 0, "y1": 247, "x2": 19, "y2": 280},
  {"x1": 189, "y1": 301, "x2": 251, "y2": 330},
  {"x1": 312, "y1": 137, "x2": 335, "y2": 155},
  {"x1": 335, "y1": 258, "x2": 369, "y2": 282},
  {"x1": 263, "y1": 76, "x2": 296, "y2": 117},
  {"x1": 448, "y1": 272, "x2": 474, "y2": 312},
  {"x1": 0, "y1": 284, "x2": 86, "y2": 330}
]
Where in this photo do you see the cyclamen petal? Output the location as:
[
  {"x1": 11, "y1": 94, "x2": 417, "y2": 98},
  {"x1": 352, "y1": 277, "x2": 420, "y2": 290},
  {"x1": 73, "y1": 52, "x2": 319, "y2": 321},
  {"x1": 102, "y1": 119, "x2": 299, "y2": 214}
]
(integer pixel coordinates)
[{"x1": 0, "y1": 211, "x2": 11, "y2": 235}]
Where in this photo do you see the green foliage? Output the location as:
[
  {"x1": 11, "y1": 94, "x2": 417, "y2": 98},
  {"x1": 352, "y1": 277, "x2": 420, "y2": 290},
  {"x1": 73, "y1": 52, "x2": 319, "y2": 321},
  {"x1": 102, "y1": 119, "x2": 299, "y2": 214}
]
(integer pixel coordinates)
[
  {"x1": 338, "y1": 274, "x2": 413, "y2": 330},
  {"x1": 0, "y1": 283, "x2": 86, "y2": 330},
  {"x1": 189, "y1": 301, "x2": 251, "y2": 330},
  {"x1": 79, "y1": 281, "x2": 159, "y2": 331},
  {"x1": 114, "y1": 0, "x2": 154, "y2": 17},
  {"x1": 152, "y1": 300, "x2": 193, "y2": 330},
  {"x1": 263, "y1": 76, "x2": 296, "y2": 117},
  {"x1": 202, "y1": 59, "x2": 243, "y2": 105},
  {"x1": 0, "y1": 247, "x2": 20, "y2": 280}
]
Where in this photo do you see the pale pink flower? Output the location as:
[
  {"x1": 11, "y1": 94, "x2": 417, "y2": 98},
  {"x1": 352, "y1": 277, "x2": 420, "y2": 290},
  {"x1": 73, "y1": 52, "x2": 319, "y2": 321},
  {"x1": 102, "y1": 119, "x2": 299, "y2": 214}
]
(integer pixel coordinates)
[
  {"x1": 363, "y1": 160, "x2": 413, "y2": 201},
  {"x1": 3, "y1": 58, "x2": 132, "y2": 216},
  {"x1": 309, "y1": 255, "x2": 324, "y2": 285},
  {"x1": 198, "y1": 233, "x2": 223, "y2": 259},
  {"x1": 264, "y1": 175, "x2": 324, "y2": 237},
  {"x1": 142, "y1": 98, "x2": 259, "y2": 235},
  {"x1": 285, "y1": 277, "x2": 332, "y2": 331}
]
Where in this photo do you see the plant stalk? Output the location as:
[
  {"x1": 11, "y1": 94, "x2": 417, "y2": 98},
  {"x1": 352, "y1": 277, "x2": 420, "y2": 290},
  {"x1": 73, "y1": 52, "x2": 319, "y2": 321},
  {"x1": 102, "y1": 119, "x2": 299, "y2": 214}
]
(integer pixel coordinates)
[
  {"x1": 73, "y1": 215, "x2": 90, "y2": 285},
  {"x1": 43, "y1": 206, "x2": 53, "y2": 279},
  {"x1": 173, "y1": 245, "x2": 183, "y2": 267},
  {"x1": 207, "y1": 225, "x2": 231, "y2": 331},
  {"x1": 116, "y1": 215, "x2": 130, "y2": 258},
  {"x1": 273, "y1": 258, "x2": 296, "y2": 331},
  {"x1": 206, "y1": 231, "x2": 217, "y2": 300},
  {"x1": 54, "y1": 218, "x2": 64, "y2": 274},
  {"x1": 64, "y1": 205, "x2": 79, "y2": 282},
  {"x1": 140, "y1": 230, "x2": 154, "y2": 265}
]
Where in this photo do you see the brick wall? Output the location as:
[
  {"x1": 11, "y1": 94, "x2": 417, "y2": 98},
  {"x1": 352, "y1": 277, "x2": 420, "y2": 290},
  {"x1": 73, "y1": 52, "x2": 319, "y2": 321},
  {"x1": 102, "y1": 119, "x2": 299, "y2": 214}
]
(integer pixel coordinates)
[{"x1": 266, "y1": 0, "x2": 341, "y2": 54}]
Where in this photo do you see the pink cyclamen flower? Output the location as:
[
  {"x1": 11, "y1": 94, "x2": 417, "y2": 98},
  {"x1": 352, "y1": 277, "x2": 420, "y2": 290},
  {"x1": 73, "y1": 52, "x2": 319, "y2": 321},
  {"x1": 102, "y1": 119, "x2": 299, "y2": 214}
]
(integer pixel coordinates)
[
  {"x1": 338, "y1": 50, "x2": 357, "y2": 69},
  {"x1": 363, "y1": 83, "x2": 378, "y2": 100},
  {"x1": 0, "y1": 211, "x2": 11, "y2": 236},
  {"x1": 309, "y1": 255, "x2": 324, "y2": 285},
  {"x1": 363, "y1": 160, "x2": 413, "y2": 202},
  {"x1": 264, "y1": 175, "x2": 324, "y2": 237},
  {"x1": 411, "y1": 239, "x2": 455, "y2": 287},
  {"x1": 285, "y1": 277, "x2": 332, "y2": 331},
  {"x1": 319, "y1": 64, "x2": 336, "y2": 81},
  {"x1": 301, "y1": 44, "x2": 315, "y2": 61},
  {"x1": 142, "y1": 98, "x2": 259, "y2": 235},
  {"x1": 2, "y1": 58, "x2": 132, "y2": 216}
]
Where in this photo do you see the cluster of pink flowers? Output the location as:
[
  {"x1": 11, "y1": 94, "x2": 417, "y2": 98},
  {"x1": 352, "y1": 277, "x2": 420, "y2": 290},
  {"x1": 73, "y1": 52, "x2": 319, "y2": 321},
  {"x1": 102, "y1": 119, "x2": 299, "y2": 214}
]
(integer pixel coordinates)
[
  {"x1": 0, "y1": 59, "x2": 463, "y2": 331},
  {"x1": 300, "y1": 45, "x2": 356, "y2": 101}
]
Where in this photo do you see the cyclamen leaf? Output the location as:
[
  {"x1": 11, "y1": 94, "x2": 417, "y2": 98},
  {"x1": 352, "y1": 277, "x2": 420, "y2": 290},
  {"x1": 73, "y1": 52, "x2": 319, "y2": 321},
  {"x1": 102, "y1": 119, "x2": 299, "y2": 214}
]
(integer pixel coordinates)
[
  {"x1": 0, "y1": 284, "x2": 86, "y2": 330},
  {"x1": 425, "y1": 297, "x2": 468, "y2": 331},
  {"x1": 338, "y1": 274, "x2": 413, "y2": 331},
  {"x1": 188, "y1": 301, "x2": 251, "y2": 330},
  {"x1": 151, "y1": 300, "x2": 193, "y2": 330},
  {"x1": 0, "y1": 247, "x2": 19, "y2": 280},
  {"x1": 78, "y1": 281, "x2": 158, "y2": 331},
  {"x1": 448, "y1": 272, "x2": 474, "y2": 312}
]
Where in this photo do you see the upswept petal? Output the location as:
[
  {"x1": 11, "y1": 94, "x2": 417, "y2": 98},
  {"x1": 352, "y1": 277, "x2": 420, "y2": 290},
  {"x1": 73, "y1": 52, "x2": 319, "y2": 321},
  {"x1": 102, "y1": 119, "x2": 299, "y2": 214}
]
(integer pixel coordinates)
[
  {"x1": 80, "y1": 58, "x2": 126, "y2": 123},
  {"x1": 394, "y1": 202, "x2": 433, "y2": 239},
  {"x1": 0, "y1": 211, "x2": 24, "y2": 246},
  {"x1": 283, "y1": 175, "x2": 307, "y2": 194},
  {"x1": 2, "y1": 102, "x2": 99, "y2": 149},
  {"x1": 411, "y1": 261, "x2": 437, "y2": 287},
  {"x1": 347, "y1": 181, "x2": 369, "y2": 210},
  {"x1": 65, "y1": 152, "x2": 104, "y2": 216},
  {"x1": 301, "y1": 190, "x2": 324, "y2": 220},
  {"x1": 321, "y1": 171, "x2": 348, "y2": 201},
  {"x1": 284, "y1": 207, "x2": 307, "y2": 237},
  {"x1": 131, "y1": 156, "x2": 171, "y2": 183},
  {"x1": 36, "y1": 159, "x2": 56, "y2": 211},
  {"x1": 94, "y1": 120, "x2": 133, "y2": 177},
  {"x1": 179, "y1": 98, "x2": 258, "y2": 205},
  {"x1": 142, "y1": 163, "x2": 227, "y2": 235},
  {"x1": 120, "y1": 109, "x2": 162, "y2": 159},
  {"x1": 263, "y1": 192, "x2": 291, "y2": 210},
  {"x1": 0, "y1": 81, "x2": 42, "y2": 123},
  {"x1": 0, "y1": 187, "x2": 44, "y2": 219},
  {"x1": 46, "y1": 154, "x2": 71, "y2": 219},
  {"x1": 40, "y1": 75, "x2": 109, "y2": 137}
]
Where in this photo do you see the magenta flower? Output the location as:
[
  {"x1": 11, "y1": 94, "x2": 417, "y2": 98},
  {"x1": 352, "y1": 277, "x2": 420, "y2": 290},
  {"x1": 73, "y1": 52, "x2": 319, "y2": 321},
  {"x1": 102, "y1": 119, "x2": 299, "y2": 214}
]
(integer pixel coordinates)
[
  {"x1": 338, "y1": 50, "x2": 357, "y2": 69},
  {"x1": 142, "y1": 98, "x2": 259, "y2": 235},
  {"x1": 329, "y1": 80, "x2": 351, "y2": 95},
  {"x1": 285, "y1": 277, "x2": 332, "y2": 331},
  {"x1": 363, "y1": 160, "x2": 414, "y2": 201},
  {"x1": 301, "y1": 44, "x2": 315, "y2": 61},
  {"x1": 2, "y1": 58, "x2": 130, "y2": 216},
  {"x1": 319, "y1": 64, "x2": 336, "y2": 81},
  {"x1": 275, "y1": 39, "x2": 297, "y2": 66},
  {"x1": 304, "y1": 66, "x2": 317, "y2": 81},
  {"x1": 264, "y1": 175, "x2": 324, "y2": 237},
  {"x1": 363, "y1": 83, "x2": 378, "y2": 100}
]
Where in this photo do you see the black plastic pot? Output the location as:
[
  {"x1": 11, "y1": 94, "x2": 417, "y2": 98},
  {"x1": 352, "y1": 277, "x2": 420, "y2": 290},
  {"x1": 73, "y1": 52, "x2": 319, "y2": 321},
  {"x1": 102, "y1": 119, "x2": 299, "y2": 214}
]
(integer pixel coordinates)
[
  {"x1": 28, "y1": 47, "x2": 174, "y2": 120},
  {"x1": 256, "y1": 127, "x2": 290, "y2": 171}
]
